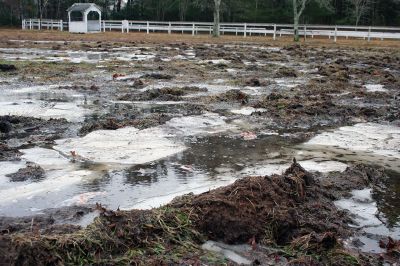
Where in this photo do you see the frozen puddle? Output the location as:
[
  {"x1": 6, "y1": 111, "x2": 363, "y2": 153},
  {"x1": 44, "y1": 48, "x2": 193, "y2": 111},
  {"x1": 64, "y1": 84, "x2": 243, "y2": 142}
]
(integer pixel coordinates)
[
  {"x1": 0, "y1": 84, "x2": 90, "y2": 122},
  {"x1": 55, "y1": 127, "x2": 186, "y2": 165},
  {"x1": 0, "y1": 148, "x2": 95, "y2": 203},
  {"x1": 336, "y1": 189, "x2": 400, "y2": 253},
  {"x1": 336, "y1": 189, "x2": 381, "y2": 228},
  {"x1": 165, "y1": 113, "x2": 239, "y2": 136},
  {"x1": 231, "y1": 107, "x2": 267, "y2": 116},
  {"x1": 303, "y1": 123, "x2": 400, "y2": 171},
  {"x1": 241, "y1": 160, "x2": 348, "y2": 177},
  {"x1": 364, "y1": 84, "x2": 387, "y2": 92},
  {"x1": 0, "y1": 101, "x2": 89, "y2": 122}
]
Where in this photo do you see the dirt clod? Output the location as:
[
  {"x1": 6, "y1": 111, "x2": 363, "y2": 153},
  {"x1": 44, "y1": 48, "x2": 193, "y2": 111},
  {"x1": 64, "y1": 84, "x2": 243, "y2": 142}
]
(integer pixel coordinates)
[{"x1": 0, "y1": 64, "x2": 17, "y2": 72}]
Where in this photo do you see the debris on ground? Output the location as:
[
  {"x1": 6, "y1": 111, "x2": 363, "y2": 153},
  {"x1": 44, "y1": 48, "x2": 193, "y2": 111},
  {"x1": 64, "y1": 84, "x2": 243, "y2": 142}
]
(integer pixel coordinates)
[
  {"x1": 0, "y1": 64, "x2": 17, "y2": 72},
  {"x1": 6, "y1": 163, "x2": 45, "y2": 182}
]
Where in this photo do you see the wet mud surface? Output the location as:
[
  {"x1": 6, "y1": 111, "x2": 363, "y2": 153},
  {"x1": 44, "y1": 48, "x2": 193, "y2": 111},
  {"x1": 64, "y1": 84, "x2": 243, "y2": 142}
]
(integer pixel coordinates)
[{"x1": 0, "y1": 38, "x2": 399, "y2": 264}]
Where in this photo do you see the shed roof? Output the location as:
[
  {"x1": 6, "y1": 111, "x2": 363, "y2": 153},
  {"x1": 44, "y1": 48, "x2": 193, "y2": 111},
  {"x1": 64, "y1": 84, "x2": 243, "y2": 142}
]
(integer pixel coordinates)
[{"x1": 67, "y1": 3, "x2": 101, "y2": 13}]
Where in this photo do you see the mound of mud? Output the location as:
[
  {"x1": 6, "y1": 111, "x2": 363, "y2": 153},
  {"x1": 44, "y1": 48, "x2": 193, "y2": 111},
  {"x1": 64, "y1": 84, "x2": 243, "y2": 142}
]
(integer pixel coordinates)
[
  {"x1": 141, "y1": 73, "x2": 174, "y2": 80},
  {"x1": 79, "y1": 113, "x2": 171, "y2": 135},
  {"x1": 0, "y1": 64, "x2": 17, "y2": 72},
  {"x1": 0, "y1": 115, "x2": 70, "y2": 147},
  {"x1": 118, "y1": 86, "x2": 207, "y2": 102},
  {"x1": 318, "y1": 63, "x2": 350, "y2": 82},
  {"x1": 6, "y1": 163, "x2": 45, "y2": 182},
  {"x1": 0, "y1": 162, "x2": 366, "y2": 265},
  {"x1": 274, "y1": 66, "x2": 298, "y2": 78},
  {"x1": 203, "y1": 89, "x2": 249, "y2": 104},
  {"x1": 172, "y1": 161, "x2": 349, "y2": 245},
  {"x1": 0, "y1": 143, "x2": 22, "y2": 161}
]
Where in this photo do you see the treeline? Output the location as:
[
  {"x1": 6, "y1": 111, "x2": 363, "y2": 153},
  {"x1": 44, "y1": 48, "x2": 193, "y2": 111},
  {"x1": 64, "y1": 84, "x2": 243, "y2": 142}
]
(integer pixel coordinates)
[{"x1": 1, "y1": 0, "x2": 399, "y2": 27}]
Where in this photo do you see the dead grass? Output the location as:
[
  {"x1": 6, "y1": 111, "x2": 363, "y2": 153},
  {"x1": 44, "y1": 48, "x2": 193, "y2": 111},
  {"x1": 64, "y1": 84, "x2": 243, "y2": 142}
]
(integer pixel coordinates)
[{"x1": 0, "y1": 28, "x2": 399, "y2": 49}]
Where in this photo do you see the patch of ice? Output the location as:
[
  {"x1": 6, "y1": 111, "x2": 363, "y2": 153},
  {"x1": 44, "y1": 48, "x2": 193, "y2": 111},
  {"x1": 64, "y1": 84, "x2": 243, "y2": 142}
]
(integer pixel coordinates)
[
  {"x1": 200, "y1": 59, "x2": 231, "y2": 65},
  {"x1": 165, "y1": 113, "x2": 237, "y2": 136},
  {"x1": 335, "y1": 189, "x2": 382, "y2": 228},
  {"x1": 55, "y1": 127, "x2": 186, "y2": 165},
  {"x1": 0, "y1": 161, "x2": 26, "y2": 187},
  {"x1": 241, "y1": 160, "x2": 347, "y2": 177},
  {"x1": 0, "y1": 161, "x2": 26, "y2": 178},
  {"x1": 202, "y1": 241, "x2": 252, "y2": 265},
  {"x1": 299, "y1": 160, "x2": 348, "y2": 173},
  {"x1": 364, "y1": 84, "x2": 387, "y2": 92},
  {"x1": 305, "y1": 123, "x2": 400, "y2": 160},
  {"x1": 0, "y1": 100, "x2": 89, "y2": 122},
  {"x1": 231, "y1": 107, "x2": 267, "y2": 116},
  {"x1": 0, "y1": 147, "x2": 96, "y2": 203}
]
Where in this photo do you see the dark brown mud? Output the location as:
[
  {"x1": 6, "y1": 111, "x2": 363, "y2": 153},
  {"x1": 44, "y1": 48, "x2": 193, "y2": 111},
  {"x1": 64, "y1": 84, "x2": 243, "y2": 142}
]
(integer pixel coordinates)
[
  {"x1": 5, "y1": 163, "x2": 45, "y2": 182},
  {"x1": 0, "y1": 115, "x2": 71, "y2": 149}
]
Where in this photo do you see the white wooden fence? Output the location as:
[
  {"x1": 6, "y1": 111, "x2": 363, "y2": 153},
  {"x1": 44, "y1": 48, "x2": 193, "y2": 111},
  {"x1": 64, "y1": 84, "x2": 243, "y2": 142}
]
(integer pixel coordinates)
[{"x1": 22, "y1": 19, "x2": 400, "y2": 42}]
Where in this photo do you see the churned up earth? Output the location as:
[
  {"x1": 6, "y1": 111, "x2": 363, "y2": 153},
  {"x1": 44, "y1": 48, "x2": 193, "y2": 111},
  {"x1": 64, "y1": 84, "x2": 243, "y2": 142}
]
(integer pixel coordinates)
[{"x1": 0, "y1": 35, "x2": 399, "y2": 265}]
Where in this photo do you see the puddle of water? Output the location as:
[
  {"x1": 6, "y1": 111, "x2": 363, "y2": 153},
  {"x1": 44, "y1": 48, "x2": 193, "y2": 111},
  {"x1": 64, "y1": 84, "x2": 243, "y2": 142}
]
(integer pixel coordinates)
[
  {"x1": 0, "y1": 148, "x2": 97, "y2": 205},
  {"x1": 336, "y1": 188, "x2": 400, "y2": 253},
  {"x1": 302, "y1": 123, "x2": 400, "y2": 172},
  {"x1": 301, "y1": 123, "x2": 400, "y2": 253}
]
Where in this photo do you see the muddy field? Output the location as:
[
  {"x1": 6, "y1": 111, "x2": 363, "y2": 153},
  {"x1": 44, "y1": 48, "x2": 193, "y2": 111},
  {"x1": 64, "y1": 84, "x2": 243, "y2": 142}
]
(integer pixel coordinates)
[{"x1": 0, "y1": 31, "x2": 399, "y2": 265}]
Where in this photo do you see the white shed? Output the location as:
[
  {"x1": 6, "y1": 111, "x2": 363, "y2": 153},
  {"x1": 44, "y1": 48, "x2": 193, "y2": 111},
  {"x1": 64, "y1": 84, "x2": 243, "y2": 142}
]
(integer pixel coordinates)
[{"x1": 67, "y1": 3, "x2": 102, "y2": 33}]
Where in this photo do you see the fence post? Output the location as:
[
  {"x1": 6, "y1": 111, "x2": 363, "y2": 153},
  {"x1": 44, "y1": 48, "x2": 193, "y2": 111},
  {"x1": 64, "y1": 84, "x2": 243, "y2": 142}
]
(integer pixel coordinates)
[
  {"x1": 273, "y1": 24, "x2": 276, "y2": 40},
  {"x1": 146, "y1": 21, "x2": 149, "y2": 34},
  {"x1": 30, "y1": 19, "x2": 32, "y2": 30},
  {"x1": 192, "y1": 23, "x2": 195, "y2": 36},
  {"x1": 168, "y1": 22, "x2": 171, "y2": 34},
  {"x1": 22, "y1": 19, "x2": 25, "y2": 30},
  {"x1": 368, "y1": 26, "x2": 371, "y2": 42},
  {"x1": 244, "y1": 23, "x2": 247, "y2": 37},
  {"x1": 60, "y1": 20, "x2": 63, "y2": 31},
  {"x1": 304, "y1": 25, "x2": 307, "y2": 41},
  {"x1": 334, "y1": 26, "x2": 337, "y2": 43}
]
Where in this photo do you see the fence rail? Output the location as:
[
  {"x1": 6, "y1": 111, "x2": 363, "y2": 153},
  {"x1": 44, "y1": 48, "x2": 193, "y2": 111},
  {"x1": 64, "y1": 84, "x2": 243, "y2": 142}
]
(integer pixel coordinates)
[{"x1": 22, "y1": 19, "x2": 400, "y2": 42}]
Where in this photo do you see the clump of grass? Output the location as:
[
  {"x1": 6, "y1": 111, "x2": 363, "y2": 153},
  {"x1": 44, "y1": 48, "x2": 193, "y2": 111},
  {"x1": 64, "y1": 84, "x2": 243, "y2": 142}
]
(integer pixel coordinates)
[{"x1": 5, "y1": 207, "x2": 209, "y2": 265}]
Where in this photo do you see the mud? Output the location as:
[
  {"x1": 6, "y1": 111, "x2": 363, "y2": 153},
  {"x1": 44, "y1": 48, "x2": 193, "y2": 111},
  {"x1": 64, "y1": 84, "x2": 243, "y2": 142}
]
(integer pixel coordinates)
[
  {"x1": 0, "y1": 206, "x2": 92, "y2": 235},
  {"x1": 0, "y1": 37, "x2": 399, "y2": 265},
  {"x1": 0, "y1": 64, "x2": 16, "y2": 72},
  {"x1": 79, "y1": 113, "x2": 172, "y2": 134},
  {"x1": 0, "y1": 115, "x2": 71, "y2": 148},
  {"x1": 6, "y1": 163, "x2": 45, "y2": 182},
  {"x1": 0, "y1": 143, "x2": 22, "y2": 161},
  {"x1": 119, "y1": 86, "x2": 207, "y2": 101}
]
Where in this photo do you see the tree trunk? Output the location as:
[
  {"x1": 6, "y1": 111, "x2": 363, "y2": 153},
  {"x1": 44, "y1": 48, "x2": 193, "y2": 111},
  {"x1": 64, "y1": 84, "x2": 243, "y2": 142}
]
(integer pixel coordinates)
[
  {"x1": 293, "y1": 0, "x2": 300, "y2": 42},
  {"x1": 213, "y1": 0, "x2": 221, "y2": 37}
]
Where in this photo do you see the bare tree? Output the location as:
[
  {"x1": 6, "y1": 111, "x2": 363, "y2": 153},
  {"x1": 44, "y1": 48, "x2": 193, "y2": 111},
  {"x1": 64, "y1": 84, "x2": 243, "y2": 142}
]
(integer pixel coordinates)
[
  {"x1": 179, "y1": 0, "x2": 189, "y2": 21},
  {"x1": 213, "y1": 0, "x2": 221, "y2": 37},
  {"x1": 37, "y1": 0, "x2": 49, "y2": 21},
  {"x1": 193, "y1": 0, "x2": 221, "y2": 37},
  {"x1": 292, "y1": 0, "x2": 332, "y2": 42},
  {"x1": 346, "y1": 0, "x2": 373, "y2": 27}
]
